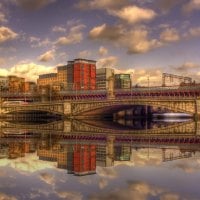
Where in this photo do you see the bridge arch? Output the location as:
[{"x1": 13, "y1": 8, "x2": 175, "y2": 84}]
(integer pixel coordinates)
[{"x1": 71, "y1": 99, "x2": 196, "y2": 117}]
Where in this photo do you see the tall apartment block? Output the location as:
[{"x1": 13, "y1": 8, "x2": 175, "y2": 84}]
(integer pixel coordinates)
[
  {"x1": 96, "y1": 68, "x2": 114, "y2": 90},
  {"x1": 67, "y1": 58, "x2": 96, "y2": 90}
]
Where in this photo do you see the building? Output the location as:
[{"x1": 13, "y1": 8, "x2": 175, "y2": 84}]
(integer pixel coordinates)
[
  {"x1": 8, "y1": 75, "x2": 25, "y2": 93},
  {"x1": 37, "y1": 73, "x2": 57, "y2": 87},
  {"x1": 24, "y1": 81, "x2": 37, "y2": 93},
  {"x1": 67, "y1": 144, "x2": 96, "y2": 176},
  {"x1": 37, "y1": 65, "x2": 68, "y2": 91},
  {"x1": 96, "y1": 68, "x2": 114, "y2": 90},
  {"x1": 57, "y1": 65, "x2": 68, "y2": 89},
  {"x1": 37, "y1": 59, "x2": 96, "y2": 91},
  {"x1": 114, "y1": 74, "x2": 131, "y2": 89},
  {"x1": 67, "y1": 58, "x2": 96, "y2": 90},
  {"x1": 0, "y1": 76, "x2": 8, "y2": 91}
]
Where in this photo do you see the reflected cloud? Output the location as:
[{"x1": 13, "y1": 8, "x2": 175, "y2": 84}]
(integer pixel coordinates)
[
  {"x1": 0, "y1": 154, "x2": 56, "y2": 173},
  {"x1": 0, "y1": 193, "x2": 17, "y2": 200},
  {"x1": 99, "y1": 178, "x2": 108, "y2": 189},
  {"x1": 88, "y1": 181, "x2": 185, "y2": 200},
  {"x1": 39, "y1": 172, "x2": 55, "y2": 185},
  {"x1": 97, "y1": 167, "x2": 118, "y2": 179},
  {"x1": 55, "y1": 191, "x2": 82, "y2": 200}
]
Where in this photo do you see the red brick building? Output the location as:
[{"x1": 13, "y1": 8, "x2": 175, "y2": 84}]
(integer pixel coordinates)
[{"x1": 67, "y1": 58, "x2": 96, "y2": 90}]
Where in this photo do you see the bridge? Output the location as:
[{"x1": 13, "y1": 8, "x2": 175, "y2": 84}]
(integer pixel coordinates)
[
  {"x1": 1, "y1": 83, "x2": 200, "y2": 118},
  {"x1": 0, "y1": 97, "x2": 200, "y2": 118}
]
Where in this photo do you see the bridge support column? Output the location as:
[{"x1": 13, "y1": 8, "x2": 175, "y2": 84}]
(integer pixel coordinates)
[
  {"x1": 194, "y1": 99, "x2": 200, "y2": 120},
  {"x1": 63, "y1": 102, "x2": 72, "y2": 118},
  {"x1": 106, "y1": 135, "x2": 115, "y2": 167}
]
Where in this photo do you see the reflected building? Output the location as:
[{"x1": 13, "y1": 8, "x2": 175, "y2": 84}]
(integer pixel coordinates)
[{"x1": 67, "y1": 144, "x2": 96, "y2": 176}]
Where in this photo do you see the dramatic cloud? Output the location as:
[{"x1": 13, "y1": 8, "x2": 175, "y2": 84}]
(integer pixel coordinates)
[
  {"x1": 109, "y1": 5, "x2": 156, "y2": 24},
  {"x1": 29, "y1": 37, "x2": 51, "y2": 48},
  {"x1": 114, "y1": 67, "x2": 162, "y2": 86},
  {"x1": 160, "y1": 28, "x2": 180, "y2": 42},
  {"x1": 157, "y1": 0, "x2": 182, "y2": 14},
  {"x1": 0, "y1": 193, "x2": 17, "y2": 200},
  {"x1": 99, "y1": 46, "x2": 108, "y2": 56},
  {"x1": 76, "y1": 0, "x2": 129, "y2": 10},
  {"x1": 78, "y1": 50, "x2": 91, "y2": 58},
  {"x1": 89, "y1": 24, "x2": 123, "y2": 41},
  {"x1": 188, "y1": 27, "x2": 200, "y2": 37},
  {"x1": 56, "y1": 191, "x2": 82, "y2": 200},
  {"x1": 89, "y1": 24, "x2": 161, "y2": 54},
  {"x1": 52, "y1": 26, "x2": 66, "y2": 33},
  {"x1": 122, "y1": 28, "x2": 161, "y2": 54},
  {"x1": 56, "y1": 24, "x2": 86, "y2": 46},
  {"x1": 38, "y1": 50, "x2": 55, "y2": 62},
  {"x1": 182, "y1": 0, "x2": 200, "y2": 13},
  {"x1": 97, "y1": 56, "x2": 118, "y2": 68},
  {"x1": 9, "y1": 61, "x2": 56, "y2": 81},
  {"x1": 0, "y1": 26, "x2": 18, "y2": 43},
  {"x1": 14, "y1": 0, "x2": 57, "y2": 11},
  {"x1": 0, "y1": 57, "x2": 6, "y2": 66},
  {"x1": 39, "y1": 173, "x2": 55, "y2": 185},
  {"x1": 97, "y1": 166, "x2": 118, "y2": 178},
  {"x1": 0, "y1": 68, "x2": 9, "y2": 76},
  {"x1": 0, "y1": 12, "x2": 7, "y2": 23},
  {"x1": 172, "y1": 62, "x2": 200, "y2": 72},
  {"x1": 88, "y1": 181, "x2": 184, "y2": 200}
]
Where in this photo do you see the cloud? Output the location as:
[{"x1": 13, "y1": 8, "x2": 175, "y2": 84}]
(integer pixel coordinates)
[
  {"x1": 89, "y1": 24, "x2": 123, "y2": 41},
  {"x1": 0, "y1": 12, "x2": 7, "y2": 23},
  {"x1": 89, "y1": 24, "x2": 161, "y2": 54},
  {"x1": 97, "y1": 56, "x2": 118, "y2": 68},
  {"x1": 109, "y1": 5, "x2": 156, "y2": 24},
  {"x1": 172, "y1": 62, "x2": 200, "y2": 72},
  {"x1": 0, "y1": 57, "x2": 6, "y2": 66},
  {"x1": 55, "y1": 24, "x2": 86, "y2": 46},
  {"x1": 78, "y1": 50, "x2": 91, "y2": 58},
  {"x1": 99, "y1": 46, "x2": 108, "y2": 56},
  {"x1": 38, "y1": 50, "x2": 55, "y2": 62},
  {"x1": 0, "y1": 193, "x2": 17, "y2": 200},
  {"x1": 188, "y1": 27, "x2": 200, "y2": 37},
  {"x1": 29, "y1": 37, "x2": 51, "y2": 48},
  {"x1": 9, "y1": 61, "x2": 56, "y2": 81},
  {"x1": 0, "y1": 26, "x2": 18, "y2": 43},
  {"x1": 14, "y1": 0, "x2": 57, "y2": 11},
  {"x1": 122, "y1": 28, "x2": 161, "y2": 54},
  {"x1": 157, "y1": 0, "x2": 182, "y2": 14},
  {"x1": 182, "y1": 0, "x2": 200, "y2": 13},
  {"x1": 0, "y1": 68, "x2": 9, "y2": 76},
  {"x1": 113, "y1": 67, "x2": 162, "y2": 86},
  {"x1": 160, "y1": 28, "x2": 180, "y2": 42},
  {"x1": 76, "y1": 0, "x2": 129, "y2": 10},
  {"x1": 160, "y1": 193, "x2": 181, "y2": 200},
  {"x1": 52, "y1": 26, "x2": 66, "y2": 33}
]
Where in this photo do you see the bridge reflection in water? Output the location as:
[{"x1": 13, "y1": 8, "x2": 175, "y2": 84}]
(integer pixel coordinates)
[{"x1": 1, "y1": 118, "x2": 200, "y2": 176}]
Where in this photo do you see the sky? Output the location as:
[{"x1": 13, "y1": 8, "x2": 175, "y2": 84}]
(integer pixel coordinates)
[{"x1": 1, "y1": 0, "x2": 200, "y2": 85}]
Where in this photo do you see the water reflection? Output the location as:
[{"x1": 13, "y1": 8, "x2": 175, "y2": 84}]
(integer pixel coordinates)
[{"x1": 0, "y1": 119, "x2": 200, "y2": 199}]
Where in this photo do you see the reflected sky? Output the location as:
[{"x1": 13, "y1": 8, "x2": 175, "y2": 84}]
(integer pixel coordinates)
[{"x1": 0, "y1": 119, "x2": 200, "y2": 200}]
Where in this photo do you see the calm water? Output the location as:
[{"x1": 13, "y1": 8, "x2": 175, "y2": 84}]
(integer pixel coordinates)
[{"x1": 0, "y1": 118, "x2": 200, "y2": 200}]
